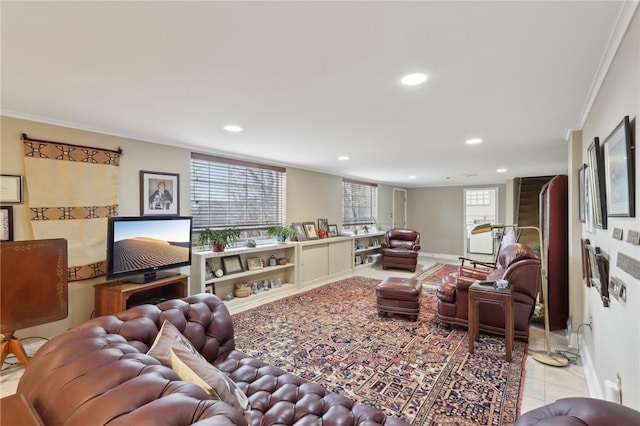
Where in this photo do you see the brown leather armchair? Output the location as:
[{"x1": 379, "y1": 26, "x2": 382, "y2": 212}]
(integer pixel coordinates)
[
  {"x1": 381, "y1": 229, "x2": 421, "y2": 272},
  {"x1": 436, "y1": 243, "x2": 541, "y2": 341}
]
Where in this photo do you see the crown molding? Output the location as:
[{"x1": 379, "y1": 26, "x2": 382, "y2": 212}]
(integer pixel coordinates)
[{"x1": 566, "y1": 1, "x2": 639, "y2": 141}]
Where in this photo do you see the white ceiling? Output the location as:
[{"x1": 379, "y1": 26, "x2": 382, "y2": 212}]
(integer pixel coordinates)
[{"x1": 0, "y1": 1, "x2": 632, "y2": 187}]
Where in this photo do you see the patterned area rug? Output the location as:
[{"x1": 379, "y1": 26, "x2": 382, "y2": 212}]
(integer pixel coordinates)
[
  {"x1": 414, "y1": 262, "x2": 459, "y2": 286},
  {"x1": 233, "y1": 277, "x2": 526, "y2": 425}
]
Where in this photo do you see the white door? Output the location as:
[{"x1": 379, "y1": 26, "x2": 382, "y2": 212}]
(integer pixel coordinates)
[
  {"x1": 464, "y1": 188, "x2": 498, "y2": 255},
  {"x1": 393, "y1": 188, "x2": 407, "y2": 229}
]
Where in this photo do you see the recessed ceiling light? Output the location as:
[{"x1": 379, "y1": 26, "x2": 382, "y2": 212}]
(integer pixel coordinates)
[
  {"x1": 223, "y1": 125, "x2": 243, "y2": 132},
  {"x1": 338, "y1": 155, "x2": 350, "y2": 161},
  {"x1": 408, "y1": 175, "x2": 416, "y2": 179},
  {"x1": 465, "y1": 138, "x2": 483, "y2": 145},
  {"x1": 400, "y1": 73, "x2": 427, "y2": 86},
  {"x1": 496, "y1": 168, "x2": 507, "y2": 173}
]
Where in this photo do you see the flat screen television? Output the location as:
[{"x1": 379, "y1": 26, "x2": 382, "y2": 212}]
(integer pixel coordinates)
[{"x1": 106, "y1": 216, "x2": 193, "y2": 283}]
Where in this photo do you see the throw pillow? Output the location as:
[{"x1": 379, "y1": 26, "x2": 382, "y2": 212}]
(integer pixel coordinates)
[
  {"x1": 170, "y1": 347, "x2": 251, "y2": 423},
  {"x1": 147, "y1": 319, "x2": 204, "y2": 367}
]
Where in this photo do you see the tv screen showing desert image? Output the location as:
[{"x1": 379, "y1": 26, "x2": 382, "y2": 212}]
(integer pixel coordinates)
[{"x1": 111, "y1": 218, "x2": 191, "y2": 277}]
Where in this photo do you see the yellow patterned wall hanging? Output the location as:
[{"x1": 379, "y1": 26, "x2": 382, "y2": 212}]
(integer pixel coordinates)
[{"x1": 22, "y1": 134, "x2": 121, "y2": 281}]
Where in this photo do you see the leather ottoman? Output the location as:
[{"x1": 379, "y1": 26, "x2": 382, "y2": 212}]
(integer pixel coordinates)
[{"x1": 376, "y1": 277, "x2": 422, "y2": 321}]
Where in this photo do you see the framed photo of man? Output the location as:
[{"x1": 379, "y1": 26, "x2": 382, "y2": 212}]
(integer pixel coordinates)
[{"x1": 140, "y1": 170, "x2": 179, "y2": 216}]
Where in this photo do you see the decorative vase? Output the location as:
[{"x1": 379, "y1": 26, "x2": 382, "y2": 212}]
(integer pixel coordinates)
[{"x1": 211, "y1": 243, "x2": 225, "y2": 252}]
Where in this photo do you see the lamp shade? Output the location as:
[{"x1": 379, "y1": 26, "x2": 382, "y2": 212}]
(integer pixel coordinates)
[{"x1": 471, "y1": 223, "x2": 497, "y2": 234}]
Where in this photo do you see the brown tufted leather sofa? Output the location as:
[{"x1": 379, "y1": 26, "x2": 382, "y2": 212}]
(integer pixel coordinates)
[
  {"x1": 436, "y1": 243, "x2": 541, "y2": 341},
  {"x1": 381, "y1": 229, "x2": 421, "y2": 272},
  {"x1": 516, "y1": 397, "x2": 640, "y2": 425},
  {"x1": 16, "y1": 293, "x2": 408, "y2": 426}
]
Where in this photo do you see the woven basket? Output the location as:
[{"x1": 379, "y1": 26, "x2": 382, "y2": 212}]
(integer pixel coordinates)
[{"x1": 234, "y1": 287, "x2": 251, "y2": 298}]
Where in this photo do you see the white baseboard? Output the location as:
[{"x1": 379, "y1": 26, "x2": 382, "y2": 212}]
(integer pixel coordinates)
[
  {"x1": 419, "y1": 252, "x2": 460, "y2": 261},
  {"x1": 579, "y1": 334, "x2": 603, "y2": 399}
]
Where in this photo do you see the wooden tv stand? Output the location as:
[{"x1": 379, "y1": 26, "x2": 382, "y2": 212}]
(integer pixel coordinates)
[{"x1": 94, "y1": 274, "x2": 188, "y2": 317}]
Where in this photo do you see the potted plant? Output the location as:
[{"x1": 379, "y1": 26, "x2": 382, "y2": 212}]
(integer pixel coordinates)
[
  {"x1": 197, "y1": 228, "x2": 241, "y2": 252},
  {"x1": 266, "y1": 225, "x2": 296, "y2": 242}
]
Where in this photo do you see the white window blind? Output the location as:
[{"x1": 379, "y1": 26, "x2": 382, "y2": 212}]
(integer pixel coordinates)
[
  {"x1": 191, "y1": 153, "x2": 286, "y2": 240},
  {"x1": 342, "y1": 179, "x2": 378, "y2": 228}
]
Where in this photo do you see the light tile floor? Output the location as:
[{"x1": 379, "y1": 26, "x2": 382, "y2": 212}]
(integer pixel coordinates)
[{"x1": 0, "y1": 255, "x2": 590, "y2": 417}]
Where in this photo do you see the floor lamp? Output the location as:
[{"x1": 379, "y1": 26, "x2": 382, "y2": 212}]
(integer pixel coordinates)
[{"x1": 471, "y1": 223, "x2": 569, "y2": 367}]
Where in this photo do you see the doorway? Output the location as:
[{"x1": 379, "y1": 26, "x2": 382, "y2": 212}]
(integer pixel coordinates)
[
  {"x1": 464, "y1": 187, "x2": 498, "y2": 256},
  {"x1": 393, "y1": 188, "x2": 407, "y2": 229}
]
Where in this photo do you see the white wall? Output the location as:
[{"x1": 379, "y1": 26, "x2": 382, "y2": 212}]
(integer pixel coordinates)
[
  {"x1": 408, "y1": 184, "x2": 506, "y2": 256},
  {"x1": 579, "y1": 8, "x2": 640, "y2": 409}
]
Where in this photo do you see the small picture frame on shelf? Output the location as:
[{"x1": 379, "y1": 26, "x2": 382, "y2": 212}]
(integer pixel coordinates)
[
  {"x1": 303, "y1": 222, "x2": 318, "y2": 240},
  {"x1": 317, "y1": 218, "x2": 329, "y2": 233},
  {"x1": 221, "y1": 255, "x2": 243, "y2": 275},
  {"x1": 205, "y1": 258, "x2": 216, "y2": 280},
  {"x1": 355, "y1": 254, "x2": 362, "y2": 265},
  {"x1": 205, "y1": 283, "x2": 214, "y2": 294},
  {"x1": 328, "y1": 224, "x2": 339, "y2": 237},
  {"x1": 246, "y1": 257, "x2": 263, "y2": 271},
  {"x1": 292, "y1": 222, "x2": 307, "y2": 241}
]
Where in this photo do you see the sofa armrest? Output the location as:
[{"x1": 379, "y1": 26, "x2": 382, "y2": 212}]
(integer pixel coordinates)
[
  {"x1": 436, "y1": 283, "x2": 456, "y2": 303},
  {"x1": 458, "y1": 266, "x2": 490, "y2": 282},
  {"x1": 516, "y1": 397, "x2": 640, "y2": 426},
  {"x1": 455, "y1": 274, "x2": 478, "y2": 292},
  {"x1": 0, "y1": 393, "x2": 44, "y2": 426},
  {"x1": 412, "y1": 244, "x2": 421, "y2": 251}
]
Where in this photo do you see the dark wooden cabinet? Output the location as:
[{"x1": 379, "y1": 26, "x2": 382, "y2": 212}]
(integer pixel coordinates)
[
  {"x1": 93, "y1": 274, "x2": 188, "y2": 317},
  {"x1": 540, "y1": 175, "x2": 568, "y2": 330}
]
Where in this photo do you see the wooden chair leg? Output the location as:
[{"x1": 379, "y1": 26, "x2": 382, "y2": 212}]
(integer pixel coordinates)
[{"x1": 1, "y1": 331, "x2": 29, "y2": 367}]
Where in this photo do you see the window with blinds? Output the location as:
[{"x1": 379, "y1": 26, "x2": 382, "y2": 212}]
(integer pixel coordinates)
[
  {"x1": 190, "y1": 153, "x2": 286, "y2": 242},
  {"x1": 342, "y1": 179, "x2": 378, "y2": 230}
]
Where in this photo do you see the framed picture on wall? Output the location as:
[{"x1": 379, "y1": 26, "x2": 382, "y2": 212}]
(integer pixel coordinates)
[
  {"x1": 0, "y1": 175, "x2": 23, "y2": 204},
  {"x1": 140, "y1": 171, "x2": 179, "y2": 216},
  {"x1": 578, "y1": 164, "x2": 586, "y2": 223},
  {"x1": 588, "y1": 137, "x2": 607, "y2": 228},
  {"x1": 604, "y1": 116, "x2": 634, "y2": 217},
  {"x1": 0, "y1": 206, "x2": 13, "y2": 241}
]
